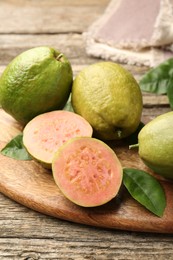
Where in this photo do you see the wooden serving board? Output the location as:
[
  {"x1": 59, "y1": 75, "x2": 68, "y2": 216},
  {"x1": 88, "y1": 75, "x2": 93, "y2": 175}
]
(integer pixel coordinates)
[{"x1": 0, "y1": 109, "x2": 173, "y2": 233}]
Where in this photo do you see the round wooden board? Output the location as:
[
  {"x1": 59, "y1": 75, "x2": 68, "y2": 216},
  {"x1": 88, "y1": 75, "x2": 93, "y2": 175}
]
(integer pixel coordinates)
[{"x1": 0, "y1": 109, "x2": 173, "y2": 233}]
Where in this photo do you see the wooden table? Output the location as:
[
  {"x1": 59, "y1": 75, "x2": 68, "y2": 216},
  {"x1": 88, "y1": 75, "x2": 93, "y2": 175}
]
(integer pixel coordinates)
[{"x1": 0, "y1": 1, "x2": 173, "y2": 259}]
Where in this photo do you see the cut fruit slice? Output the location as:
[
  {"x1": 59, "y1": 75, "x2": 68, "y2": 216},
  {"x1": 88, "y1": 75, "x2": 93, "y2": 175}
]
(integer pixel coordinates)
[
  {"x1": 52, "y1": 137, "x2": 123, "y2": 207},
  {"x1": 23, "y1": 111, "x2": 93, "y2": 167}
]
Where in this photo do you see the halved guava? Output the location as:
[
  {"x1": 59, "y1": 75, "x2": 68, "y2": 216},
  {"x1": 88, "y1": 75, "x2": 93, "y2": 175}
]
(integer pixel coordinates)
[
  {"x1": 52, "y1": 137, "x2": 123, "y2": 207},
  {"x1": 23, "y1": 110, "x2": 93, "y2": 167}
]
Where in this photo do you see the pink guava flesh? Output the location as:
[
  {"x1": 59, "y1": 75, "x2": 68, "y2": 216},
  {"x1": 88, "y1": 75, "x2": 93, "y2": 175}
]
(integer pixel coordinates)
[
  {"x1": 23, "y1": 110, "x2": 93, "y2": 165},
  {"x1": 52, "y1": 137, "x2": 123, "y2": 207}
]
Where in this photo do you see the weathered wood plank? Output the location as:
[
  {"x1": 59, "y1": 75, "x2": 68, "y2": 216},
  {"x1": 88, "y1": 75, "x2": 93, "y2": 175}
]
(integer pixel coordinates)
[
  {"x1": 0, "y1": 196, "x2": 173, "y2": 260},
  {"x1": 0, "y1": 34, "x2": 94, "y2": 66},
  {"x1": 1, "y1": 237, "x2": 173, "y2": 260},
  {"x1": 0, "y1": 0, "x2": 110, "y2": 34},
  {"x1": 142, "y1": 94, "x2": 169, "y2": 107}
]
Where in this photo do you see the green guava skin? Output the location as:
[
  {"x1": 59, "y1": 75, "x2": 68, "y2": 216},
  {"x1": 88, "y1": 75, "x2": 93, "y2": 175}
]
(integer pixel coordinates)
[
  {"x1": 0, "y1": 46, "x2": 73, "y2": 125},
  {"x1": 71, "y1": 62, "x2": 143, "y2": 140},
  {"x1": 138, "y1": 111, "x2": 173, "y2": 180}
]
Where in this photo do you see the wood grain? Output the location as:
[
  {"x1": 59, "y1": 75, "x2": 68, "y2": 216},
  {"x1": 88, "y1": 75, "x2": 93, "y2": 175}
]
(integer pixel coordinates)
[
  {"x1": 0, "y1": 110, "x2": 173, "y2": 234},
  {"x1": 0, "y1": 34, "x2": 92, "y2": 66},
  {"x1": 1, "y1": 211, "x2": 173, "y2": 260},
  {"x1": 1, "y1": 192, "x2": 173, "y2": 260},
  {"x1": 0, "y1": 0, "x2": 109, "y2": 34}
]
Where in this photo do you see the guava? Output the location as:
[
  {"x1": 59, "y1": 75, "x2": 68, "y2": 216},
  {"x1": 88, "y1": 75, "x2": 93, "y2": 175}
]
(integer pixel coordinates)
[
  {"x1": 0, "y1": 46, "x2": 73, "y2": 125},
  {"x1": 71, "y1": 62, "x2": 143, "y2": 140},
  {"x1": 23, "y1": 110, "x2": 93, "y2": 168},
  {"x1": 135, "y1": 111, "x2": 173, "y2": 180},
  {"x1": 52, "y1": 137, "x2": 123, "y2": 207}
]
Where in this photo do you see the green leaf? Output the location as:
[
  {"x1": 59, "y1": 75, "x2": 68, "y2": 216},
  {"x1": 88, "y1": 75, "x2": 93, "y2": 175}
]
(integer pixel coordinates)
[
  {"x1": 123, "y1": 168, "x2": 166, "y2": 217},
  {"x1": 139, "y1": 58, "x2": 173, "y2": 94},
  {"x1": 1, "y1": 134, "x2": 32, "y2": 160}
]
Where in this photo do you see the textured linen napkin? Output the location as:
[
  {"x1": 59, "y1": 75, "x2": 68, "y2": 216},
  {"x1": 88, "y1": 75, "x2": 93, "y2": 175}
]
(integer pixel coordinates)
[{"x1": 84, "y1": 0, "x2": 173, "y2": 67}]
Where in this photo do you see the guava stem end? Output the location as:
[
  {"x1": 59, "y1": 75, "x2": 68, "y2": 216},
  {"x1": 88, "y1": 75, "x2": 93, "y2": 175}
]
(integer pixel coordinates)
[
  {"x1": 129, "y1": 143, "x2": 139, "y2": 149},
  {"x1": 56, "y1": 53, "x2": 63, "y2": 61},
  {"x1": 117, "y1": 130, "x2": 122, "y2": 139}
]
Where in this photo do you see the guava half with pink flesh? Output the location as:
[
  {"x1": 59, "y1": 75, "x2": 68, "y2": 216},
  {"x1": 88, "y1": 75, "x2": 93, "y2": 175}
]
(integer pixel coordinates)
[
  {"x1": 23, "y1": 110, "x2": 93, "y2": 167},
  {"x1": 52, "y1": 137, "x2": 123, "y2": 207}
]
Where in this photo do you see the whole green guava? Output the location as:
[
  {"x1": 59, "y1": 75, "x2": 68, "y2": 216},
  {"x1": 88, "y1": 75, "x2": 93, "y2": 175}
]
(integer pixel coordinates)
[
  {"x1": 138, "y1": 111, "x2": 173, "y2": 180},
  {"x1": 71, "y1": 62, "x2": 143, "y2": 140},
  {"x1": 0, "y1": 46, "x2": 73, "y2": 125}
]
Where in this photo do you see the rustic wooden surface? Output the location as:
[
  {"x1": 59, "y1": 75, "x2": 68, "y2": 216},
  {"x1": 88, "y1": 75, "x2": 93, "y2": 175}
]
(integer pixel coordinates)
[
  {"x1": 0, "y1": 0, "x2": 173, "y2": 259},
  {"x1": 1, "y1": 120, "x2": 173, "y2": 234}
]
